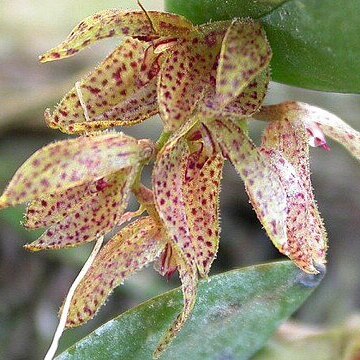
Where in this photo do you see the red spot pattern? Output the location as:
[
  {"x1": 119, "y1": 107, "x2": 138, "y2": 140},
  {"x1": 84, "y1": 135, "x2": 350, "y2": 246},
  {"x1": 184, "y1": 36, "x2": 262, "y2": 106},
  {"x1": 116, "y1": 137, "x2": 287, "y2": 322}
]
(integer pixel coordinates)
[
  {"x1": 216, "y1": 19, "x2": 272, "y2": 106},
  {"x1": 184, "y1": 154, "x2": 223, "y2": 277},
  {"x1": 47, "y1": 38, "x2": 158, "y2": 134},
  {"x1": 261, "y1": 148, "x2": 320, "y2": 273},
  {"x1": 0, "y1": 133, "x2": 143, "y2": 209},
  {"x1": 39, "y1": 10, "x2": 193, "y2": 63},
  {"x1": 153, "y1": 137, "x2": 196, "y2": 265},
  {"x1": 205, "y1": 119, "x2": 288, "y2": 250},
  {"x1": 65, "y1": 217, "x2": 164, "y2": 327},
  {"x1": 25, "y1": 167, "x2": 136, "y2": 250},
  {"x1": 262, "y1": 117, "x2": 328, "y2": 270},
  {"x1": 158, "y1": 26, "x2": 225, "y2": 132},
  {"x1": 202, "y1": 68, "x2": 270, "y2": 118}
]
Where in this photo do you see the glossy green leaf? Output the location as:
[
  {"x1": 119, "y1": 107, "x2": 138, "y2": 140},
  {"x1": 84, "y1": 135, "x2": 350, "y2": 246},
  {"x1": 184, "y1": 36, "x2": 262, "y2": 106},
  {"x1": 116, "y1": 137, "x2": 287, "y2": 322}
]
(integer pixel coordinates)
[
  {"x1": 56, "y1": 261, "x2": 324, "y2": 360},
  {"x1": 165, "y1": 0, "x2": 360, "y2": 93},
  {"x1": 165, "y1": 0, "x2": 290, "y2": 24}
]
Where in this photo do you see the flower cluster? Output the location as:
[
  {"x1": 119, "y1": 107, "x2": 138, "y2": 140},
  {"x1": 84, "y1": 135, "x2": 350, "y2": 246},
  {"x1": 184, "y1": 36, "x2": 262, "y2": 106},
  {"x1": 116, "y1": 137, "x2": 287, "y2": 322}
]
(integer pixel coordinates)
[{"x1": 1, "y1": 8, "x2": 360, "y2": 358}]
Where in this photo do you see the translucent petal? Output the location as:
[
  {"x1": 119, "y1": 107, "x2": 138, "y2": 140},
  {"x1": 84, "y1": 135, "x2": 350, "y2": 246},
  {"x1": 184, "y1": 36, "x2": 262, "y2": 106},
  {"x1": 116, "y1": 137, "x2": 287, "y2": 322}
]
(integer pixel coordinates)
[
  {"x1": 204, "y1": 119, "x2": 287, "y2": 249},
  {"x1": 184, "y1": 154, "x2": 223, "y2": 277},
  {"x1": 0, "y1": 133, "x2": 144, "y2": 209},
  {"x1": 24, "y1": 167, "x2": 136, "y2": 250},
  {"x1": 216, "y1": 19, "x2": 272, "y2": 106},
  {"x1": 262, "y1": 118, "x2": 327, "y2": 265},
  {"x1": 39, "y1": 10, "x2": 194, "y2": 62},
  {"x1": 46, "y1": 38, "x2": 158, "y2": 134},
  {"x1": 261, "y1": 149, "x2": 319, "y2": 273},
  {"x1": 65, "y1": 217, "x2": 164, "y2": 327}
]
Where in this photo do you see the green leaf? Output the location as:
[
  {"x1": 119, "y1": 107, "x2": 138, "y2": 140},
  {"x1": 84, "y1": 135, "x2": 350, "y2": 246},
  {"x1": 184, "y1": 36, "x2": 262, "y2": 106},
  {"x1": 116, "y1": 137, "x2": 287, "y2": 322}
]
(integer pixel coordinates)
[
  {"x1": 165, "y1": 0, "x2": 291, "y2": 23},
  {"x1": 56, "y1": 261, "x2": 324, "y2": 360},
  {"x1": 165, "y1": 0, "x2": 360, "y2": 93}
]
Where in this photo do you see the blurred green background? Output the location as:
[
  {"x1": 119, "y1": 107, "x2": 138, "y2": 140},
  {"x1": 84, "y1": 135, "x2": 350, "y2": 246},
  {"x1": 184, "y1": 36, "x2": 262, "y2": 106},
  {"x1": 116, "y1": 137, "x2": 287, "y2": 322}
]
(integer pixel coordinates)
[{"x1": 0, "y1": 1, "x2": 359, "y2": 359}]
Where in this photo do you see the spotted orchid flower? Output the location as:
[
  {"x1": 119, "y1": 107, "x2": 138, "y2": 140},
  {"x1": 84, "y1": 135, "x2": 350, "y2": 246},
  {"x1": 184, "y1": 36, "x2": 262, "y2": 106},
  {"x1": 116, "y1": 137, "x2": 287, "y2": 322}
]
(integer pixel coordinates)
[
  {"x1": 41, "y1": 8, "x2": 271, "y2": 134},
  {"x1": 0, "y1": 132, "x2": 154, "y2": 249},
  {"x1": 0, "y1": 129, "x2": 194, "y2": 356},
  {"x1": 3, "y1": 5, "x2": 360, "y2": 359},
  {"x1": 250, "y1": 101, "x2": 359, "y2": 271},
  {"x1": 36, "y1": 8, "x2": 275, "y2": 355}
]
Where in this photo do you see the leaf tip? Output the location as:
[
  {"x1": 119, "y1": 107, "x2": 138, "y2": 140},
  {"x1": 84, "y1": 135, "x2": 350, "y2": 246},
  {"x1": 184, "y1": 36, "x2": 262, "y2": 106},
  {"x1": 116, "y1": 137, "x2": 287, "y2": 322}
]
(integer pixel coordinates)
[{"x1": 296, "y1": 262, "x2": 326, "y2": 288}]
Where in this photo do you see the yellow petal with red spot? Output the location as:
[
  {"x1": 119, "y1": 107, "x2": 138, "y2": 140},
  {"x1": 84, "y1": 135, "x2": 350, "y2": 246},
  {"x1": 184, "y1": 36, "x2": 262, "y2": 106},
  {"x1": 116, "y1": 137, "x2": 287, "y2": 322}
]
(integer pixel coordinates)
[
  {"x1": 39, "y1": 10, "x2": 194, "y2": 62},
  {"x1": 153, "y1": 137, "x2": 196, "y2": 264},
  {"x1": 216, "y1": 19, "x2": 272, "y2": 106},
  {"x1": 202, "y1": 68, "x2": 270, "y2": 118},
  {"x1": 46, "y1": 38, "x2": 159, "y2": 134},
  {"x1": 184, "y1": 154, "x2": 223, "y2": 277},
  {"x1": 158, "y1": 28, "x2": 224, "y2": 131},
  {"x1": 204, "y1": 118, "x2": 288, "y2": 250},
  {"x1": 65, "y1": 216, "x2": 164, "y2": 327},
  {"x1": 24, "y1": 167, "x2": 136, "y2": 250},
  {"x1": 0, "y1": 133, "x2": 148, "y2": 209},
  {"x1": 25, "y1": 179, "x2": 102, "y2": 229}
]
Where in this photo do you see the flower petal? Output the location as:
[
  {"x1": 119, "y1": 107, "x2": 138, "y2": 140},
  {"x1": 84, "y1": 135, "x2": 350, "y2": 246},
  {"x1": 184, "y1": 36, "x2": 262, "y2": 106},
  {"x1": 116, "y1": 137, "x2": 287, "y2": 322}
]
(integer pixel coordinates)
[
  {"x1": 158, "y1": 29, "x2": 223, "y2": 131},
  {"x1": 202, "y1": 67, "x2": 270, "y2": 118},
  {"x1": 155, "y1": 248, "x2": 198, "y2": 358},
  {"x1": 184, "y1": 154, "x2": 223, "y2": 277},
  {"x1": 262, "y1": 117, "x2": 327, "y2": 266},
  {"x1": 260, "y1": 149, "x2": 319, "y2": 273},
  {"x1": 24, "y1": 167, "x2": 136, "y2": 250},
  {"x1": 184, "y1": 142, "x2": 209, "y2": 182},
  {"x1": 216, "y1": 19, "x2": 272, "y2": 106},
  {"x1": 204, "y1": 119, "x2": 287, "y2": 249},
  {"x1": 39, "y1": 10, "x2": 194, "y2": 62},
  {"x1": 153, "y1": 137, "x2": 196, "y2": 264},
  {"x1": 0, "y1": 133, "x2": 146, "y2": 209},
  {"x1": 25, "y1": 180, "x2": 101, "y2": 229},
  {"x1": 70, "y1": 79, "x2": 158, "y2": 134},
  {"x1": 45, "y1": 38, "x2": 158, "y2": 134},
  {"x1": 65, "y1": 216, "x2": 164, "y2": 327},
  {"x1": 257, "y1": 102, "x2": 360, "y2": 161},
  {"x1": 299, "y1": 103, "x2": 360, "y2": 160}
]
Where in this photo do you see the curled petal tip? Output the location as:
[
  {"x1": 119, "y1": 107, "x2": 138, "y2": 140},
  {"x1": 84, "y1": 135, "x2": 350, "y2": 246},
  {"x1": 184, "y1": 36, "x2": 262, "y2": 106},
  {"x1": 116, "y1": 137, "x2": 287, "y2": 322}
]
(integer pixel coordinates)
[
  {"x1": 44, "y1": 108, "x2": 58, "y2": 129},
  {"x1": 306, "y1": 121, "x2": 328, "y2": 149},
  {"x1": 321, "y1": 143, "x2": 331, "y2": 151},
  {"x1": 0, "y1": 196, "x2": 9, "y2": 210},
  {"x1": 23, "y1": 244, "x2": 42, "y2": 252},
  {"x1": 38, "y1": 51, "x2": 59, "y2": 63}
]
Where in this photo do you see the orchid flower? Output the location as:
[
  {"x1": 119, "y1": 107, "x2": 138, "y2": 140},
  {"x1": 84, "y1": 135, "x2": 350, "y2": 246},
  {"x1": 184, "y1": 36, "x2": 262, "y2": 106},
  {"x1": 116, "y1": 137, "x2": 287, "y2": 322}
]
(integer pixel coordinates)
[
  {"x1": 2, "y1": 5, "x2": 360, "y2": 359},
  {"x1": 41, "y1": 9, "x2": 271, "y2": 134},
  {"x1": 0, "y1": 132, "x2": 154, "y2": 249}
]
